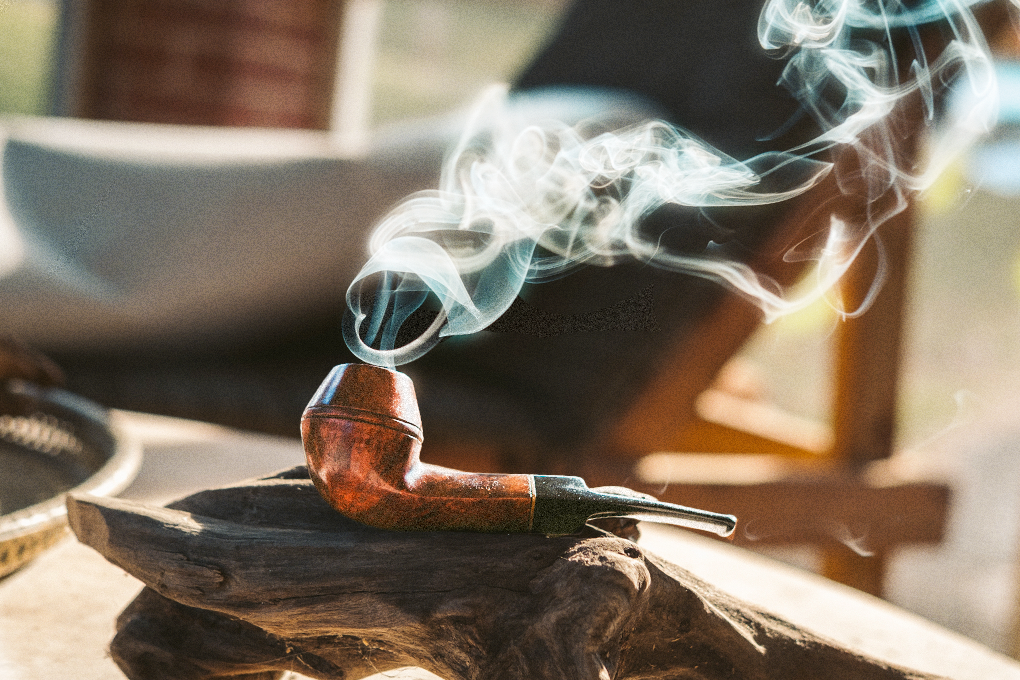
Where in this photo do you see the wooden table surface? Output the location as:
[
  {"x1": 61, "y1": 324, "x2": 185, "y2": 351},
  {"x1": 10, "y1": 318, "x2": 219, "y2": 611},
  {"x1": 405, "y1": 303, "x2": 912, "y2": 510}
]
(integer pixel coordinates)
[{"x1": 2, "y1": 411, "x2": 1019, "y2": 680}]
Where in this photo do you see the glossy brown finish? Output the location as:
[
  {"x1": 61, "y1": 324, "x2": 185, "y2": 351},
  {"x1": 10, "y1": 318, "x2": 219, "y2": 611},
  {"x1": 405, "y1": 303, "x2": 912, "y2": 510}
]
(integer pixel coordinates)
[{"x1": 302, "y1": 364, "x2": 534, "y2": 532}]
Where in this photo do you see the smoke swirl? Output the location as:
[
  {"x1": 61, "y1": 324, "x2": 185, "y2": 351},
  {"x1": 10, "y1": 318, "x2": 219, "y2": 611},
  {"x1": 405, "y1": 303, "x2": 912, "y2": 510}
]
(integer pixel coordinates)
[{"x1": 345, "y1": 0, "x2": 1007, "y2": 367}]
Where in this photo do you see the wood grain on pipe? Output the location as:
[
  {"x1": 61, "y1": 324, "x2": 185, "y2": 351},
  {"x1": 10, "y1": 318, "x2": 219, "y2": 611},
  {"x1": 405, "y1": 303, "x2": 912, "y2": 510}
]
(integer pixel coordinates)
[
  {"x1": 303, "y1": 363, "x2": 534, "y2": 532},
  {"x1": 303, "y1": 363, "x2": 736, "y2": 536}
]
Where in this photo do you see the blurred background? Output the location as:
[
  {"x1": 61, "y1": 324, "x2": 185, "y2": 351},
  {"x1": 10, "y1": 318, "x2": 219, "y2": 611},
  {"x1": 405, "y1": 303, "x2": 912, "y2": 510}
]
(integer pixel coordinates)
[{"x1": 4, "y1": 0, "x2": 1020, "y2": 658}]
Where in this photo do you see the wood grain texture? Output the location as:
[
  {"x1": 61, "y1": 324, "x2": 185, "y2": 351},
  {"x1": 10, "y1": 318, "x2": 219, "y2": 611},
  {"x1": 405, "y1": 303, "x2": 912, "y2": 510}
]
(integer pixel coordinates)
[{"x1": 67, "y1": 467, "x2": 941, "y2": 680}]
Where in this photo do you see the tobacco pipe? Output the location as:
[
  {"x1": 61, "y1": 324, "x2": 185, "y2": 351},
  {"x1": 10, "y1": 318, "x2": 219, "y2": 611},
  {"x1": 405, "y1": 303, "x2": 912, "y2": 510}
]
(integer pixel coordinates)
[{"x1": 302, "y1": 363, "x2": 736, "y2": 536}]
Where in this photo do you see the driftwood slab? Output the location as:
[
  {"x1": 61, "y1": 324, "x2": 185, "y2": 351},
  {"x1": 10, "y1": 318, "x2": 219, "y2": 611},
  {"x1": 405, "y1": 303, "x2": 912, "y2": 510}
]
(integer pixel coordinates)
[{"x1": 67, "y1": 466, "x2": 940, "y2": 680}]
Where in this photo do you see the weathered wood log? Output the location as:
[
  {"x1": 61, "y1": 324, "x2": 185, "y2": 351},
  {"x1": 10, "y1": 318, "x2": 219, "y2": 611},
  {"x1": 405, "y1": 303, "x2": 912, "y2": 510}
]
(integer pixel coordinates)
[{"x1": 67, "y1": 466, "x2": 940, "y2": 680}]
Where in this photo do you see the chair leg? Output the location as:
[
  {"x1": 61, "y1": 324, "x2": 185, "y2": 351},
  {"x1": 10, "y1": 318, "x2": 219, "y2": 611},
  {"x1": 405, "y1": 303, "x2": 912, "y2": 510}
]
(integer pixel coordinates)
[{"x1": 822, "y1": 547, "x2": 887, "y2": 598}]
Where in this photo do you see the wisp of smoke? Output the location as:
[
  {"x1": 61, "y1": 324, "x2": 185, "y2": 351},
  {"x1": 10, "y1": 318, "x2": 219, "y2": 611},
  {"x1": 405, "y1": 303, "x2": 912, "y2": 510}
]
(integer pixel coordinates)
[
  {"x1": 345, "y1": 0, "x2": 1008, "y2": 368},
  {"x1": 827, "y1": 520, "x2": 876, "y2": 557}
]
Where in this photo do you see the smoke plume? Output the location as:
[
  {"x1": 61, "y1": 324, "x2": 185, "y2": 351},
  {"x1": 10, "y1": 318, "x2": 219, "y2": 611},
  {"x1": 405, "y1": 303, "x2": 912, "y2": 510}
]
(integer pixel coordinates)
[{"x1": 345, "y1": 0, "x2": 1008, "y2": 367}]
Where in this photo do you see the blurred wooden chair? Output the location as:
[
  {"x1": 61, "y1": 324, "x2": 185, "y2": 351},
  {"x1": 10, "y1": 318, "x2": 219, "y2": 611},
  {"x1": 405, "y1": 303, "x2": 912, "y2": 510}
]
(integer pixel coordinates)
[
  {"x1": 609, "y1": 0, "x2": 1010, "y2": 600},
  {"x1": 590, "y1": 191, "x2": 942, "y2": 598}
]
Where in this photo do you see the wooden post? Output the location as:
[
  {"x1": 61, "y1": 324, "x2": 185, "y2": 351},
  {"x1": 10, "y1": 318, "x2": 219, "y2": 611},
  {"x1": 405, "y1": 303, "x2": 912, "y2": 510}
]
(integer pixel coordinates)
[{"x1": 822, "y1": 194, "x2": 916, "y2": 597}]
